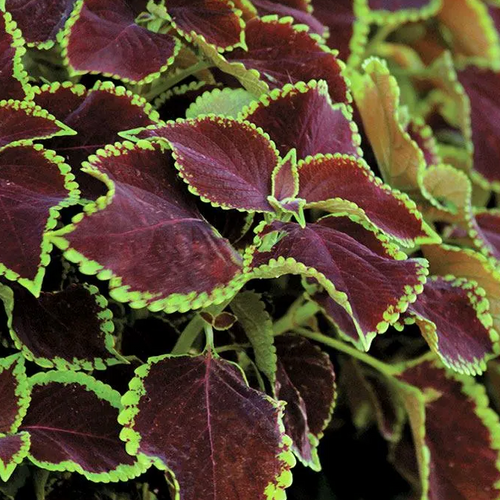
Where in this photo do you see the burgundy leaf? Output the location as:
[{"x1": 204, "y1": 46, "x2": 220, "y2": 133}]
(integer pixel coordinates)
[
  {"x1": 248, "y1": 217, "x2": 428, "y2": 349},
  {"x1": 5, "y1": 0, "x2": 74, "y2": 46},
  {"x1": 398, "y1": 359, "x2": 500, "y2": 500},
  {"x1": 458, "y1": 67, "x2": 500, "y2": 189},
  {"x1": 20, "y1": 371, "x2": 147, "y2": 481},
  {"x1": 298, "y1": 154, "x2": 438, "y2": 245},
  {"x1": 272, "y1": 154, "x2": 299, "y2": 203},
  {"x1": 399, "y1": 277, "x2": 499, "y2": 375},
  {"x1": 64, "y1": 0, "x2": 180, "y2": 83},
  {"x1": 0, "y1": 100, "x2": 74, "y2": 148},
  {"x1": 473, "y1": 211, "x2": 500, "y2": 260},
  {"x1": 137, "y1": 117, "x2": 279, "y2": 212},
  {"x1": 0, "y1": 12, "x2": 27, "y2": 100},
  {"x1": 367, "y1": 0, "x2": 441, "y2": 14},
  {"x1": 251, "y1": 0, "x2": 326, "y2": 35},
  {"x1": 2, "y1": 282, "x2": 123, "y2": 370},
  {"x1": 202, "y1": 17, "x2": 349, "y2": 104},
  {"x1": 241, "y1": 80, "x2": 360, "y2": 160},
  {"x1": 275, "y1": 334, "x2": 336, "y2": 468},
  {"x1": 0, "y1": 144, "x2": 79, "y2": 293},
  {"x1": 0, "y1": 432, "x2": 30, "y2": 482},
  {"x1": 50, "y1": 142, "x2": 242, "y2": 313},
  {"x1": 0, "y1": 354, "x2": 29, "y2": 435},
  {"x1": 32, "y1": 81, "x2": 159, "y2": 193},
  {"x1": 153, "y1": 0, "x2": 245, "y2": 50},
  {"x1": 120, "y1": 352, "x2": 294, "y2": 499}
]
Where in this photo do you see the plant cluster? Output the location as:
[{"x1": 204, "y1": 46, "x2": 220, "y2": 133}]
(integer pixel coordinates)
[{"x1": 1, "y1": 0, "x2": 500, "y2": 499}]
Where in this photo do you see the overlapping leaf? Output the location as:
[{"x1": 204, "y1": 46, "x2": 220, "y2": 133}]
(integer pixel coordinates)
[
  {"x1": 397, "y1": 276, "x2": 499, "y2": 375},
  {"x1": 0, "y1": 432, "x2": 29, "y2": 482},
  {"x1": 195, "y1": 16, "x2": 349, "y2": 103},
  {"x1": 186, "y1": 87, "x2": 255, "y2": 119},
  {"x1": 49, "y1": 141, "x2": 243, "y2": 313},
  {"x1": 148, "y1": 0, "x2": 245, "y2": 50},
  {"x1": 364, "y1": 0, "x2": 442, "y2": 22},
  {"x1": 0, "y1": 144, "x2": 79, "y2": 295},
  {"x1": 0, "y1": 11, "x2": 28, "y2": 100},
  {"x1": 20, "y1": 371, "x2": 148, "y2": 481},
  {"x1": 63, "y1": 0, "x2": 181, "y2": 83},
  {"x1": 31, "y1": 81, "x2": 160, "y2": 194},
  {"x1": 5, "y1": 0, "x2": 74, "y2": 47},
  {"x1": 0, "y1": 282, "x2": 123, "y2": 370},
  {"x1": 246, "y1": 217, "x2": 428, "y2": 350},
  {"x1": 120, "y1": 352, "x2": 294, "y2": 499},
  {"x1": 274, "y1": 334, "x2": 335, "y2": 470},
  {"x1": 397, "y1": 358, "x2": 500, "y2": 499}
]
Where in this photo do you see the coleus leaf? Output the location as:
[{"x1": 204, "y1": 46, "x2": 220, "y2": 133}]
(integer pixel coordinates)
[
  {"x1": 0, "y1": 282, "x2": 124, "y2": 371},
  {"x1": 62, "y1": 0, "x2": 181, "y2": 84},
  {"x1": 186, "y1": 87, "x2": 256, "y2": 119},
  {"x1": 297, "y1": 153, "x2": 439, "y2": 246},
  {"x1": 0, "y1": 11, "x2": 28, "y2": 100},
  {"x1": 250, "y1": 0, "x2": 326, "y2": 36},
  {"x1": 274, "y1": 334, "x2": 335, "y2": 470},
  {"x1": 0, "y1": 432, "x2": 30, "y2": 482},
  {"x1": 131, "y1": 116, "x2": 281, "y2": 212},
  {"x1": 351, "y1": 57, "x2": 426, "y2": 192},
  {"x1": 471, "y1": 210, "x2": 500, "y2": 261},
  {"x1": 195, "y1": 16, "x2": 349, "y2": 103},
  {"x1": 20, "y1": 370, "x2": 149, "y2": 481},
  {"x1": 363, "y1": 0, "x2": 442, "y2": 22},
  {"x1": 148, "y1": 0, "x2": 245, "y2": 50},
  {"x1": 4, "y1": 0, "x2": 74, "y2": 48},
  {"x1": 31, "y1": 81, "x2": 160, "y2": 194},
  {"x1": 0, "y1": 144, "x2": 79, "y2": 295},
  {"x1": 457, "y1": 67, "x2": 500, "y2": 190},
  {"x1": 396, "y1": 358, "x2": 500, "y2": 499},
  {"x1": 246, "y1": 217, "x2": 428, "y2": 350},
  {"x1": 239, "y1": 80, "x2": 361, "y2": 160},
  {"x1": 120, "y1": 352, "x2": 295, "y2": 499},
  {"x1": 0, "y1": 354, "x2": 29, "y2": 435},
  {"x1": 397, "y1": 276, "x2": 500, "y2": 375},
  {"x1": 49, "y1": 141, "x2": 243, "y2": 313},
  {"x1": 230, "y1": 290, "x2": 277, "y2": 383},
  {"x1": 0, "y1": 100, "x2": 75, "y2": 148}
]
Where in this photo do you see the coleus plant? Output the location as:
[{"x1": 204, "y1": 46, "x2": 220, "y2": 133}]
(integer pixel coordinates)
[{"x1": 2, "y1": 0, "x2": 500, "y2": 499}]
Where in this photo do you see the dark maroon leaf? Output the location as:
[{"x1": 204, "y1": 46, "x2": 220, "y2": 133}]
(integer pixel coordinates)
[
  {"x1": 0, "y1": 144, "x2": 79, "y2": 293},
  {"x1": 251, "y1": 0, "x2": 326, "y2": 35},
  {"x1": 2, "y1": 282, "x2": 123, "y2": 370},
  {"x1": 398, "y1": 359, "x2": 500, "y2": 500},
  {"x1": 50, "y1": 142, "x2": 242, "y2": 313},
  {"x1": 275, "y1": 334, "x2": 336, "y2": 468},
  {"x1": 0, "y1": 101, "x2": 74, "y2": 148},
  {"x1": 241, "y1": 80, "x2": 360, "y2": 160},
  {"x1": 367, "y1": 0, "x2": 439, "y2": 12},
  {"x1": 473, "y1": 211, "x2": 500, "y2": 260},
  {"x1": 64, "y1": 0, "x2": 180, "y2": 83},
  {"x1": 399, "y1": 277, "x2": 499, "y2": 375},
  {"x1": 136, "y1": 117, "x2": 279, "y2": 212},
  {"x1": 20, "y1": 371, "x2": 147, "y2": 480},
  {"x1": 204, "y1": 17, "x2": 349, "y2": 104},
  {"x1": 0, "y1": 354, "x2": 28, "y2": 435},
  {"x1": 120, "y1": 352, "x2": 294, "y2": 499},
  {"x1": 5, "y1": 0, "x2": 74, "y2": 46},
  {"x1": 298, "y1": 154, "x2": 438, "y2": 245},
  {"x1": 0, "y1": 432, "x2": 30, "y2": 482},
  {"x1": 248, "y1": 217, "x2": 428, "y2": 349},
  {"x1": 152, "y1": 0, "x2": 245, "y2": 50},
  {"x1": 0, "y1": 11, "x2": 27, "y2": 100},
  {"x1": 32, "y1": 81, "x2": 159, "y2": 193},
  {"x1": 457, "y1": 67, "x2": 500, "y2": 189}
]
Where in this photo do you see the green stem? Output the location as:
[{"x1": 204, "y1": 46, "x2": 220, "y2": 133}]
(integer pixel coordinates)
[
  {"x1": 273, "y1": 300, "x2": 320, "y2": 336},
  {"x1": 216, "y1": 343, "x2": 250, "y2": 354},
  {"x1": 294, "y1": 327, "x2": 399, "y2": 377},
  {"x1": 143, "y1": 60, "x2": 213, "y2": 101},
  {"x1": 366, "y1": 23, "x2": 397, "y2": 55},
  {"x1": 204, "y1": 323, "x2": 214, "y2": 351}
]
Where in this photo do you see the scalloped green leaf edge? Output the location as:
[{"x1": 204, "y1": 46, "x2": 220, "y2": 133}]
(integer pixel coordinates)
[
  {"x1": 0, "y1": 431, "x2": 30, "y2": 482},
  {"x1": 118, "y1": 353, "x2": 295, "y2": 500},
  {"x1": 244, "y1": 216, "x2": 429, "y2": 351},
  {"x1": 360, "y1": 0, "x2": 443, "y2": 24},
  {"x1": 0, "y1": 282, "x2": 125, "y2": 371},
  {"x1": 25, "y1": 370, "x2": 151, "y2": 482},
  {"x1": 48, "y1": 140, "x2": 247, "y2": 313},
  {"x1": 0, "y1": 144, "x2": 80, "y2": 296}
]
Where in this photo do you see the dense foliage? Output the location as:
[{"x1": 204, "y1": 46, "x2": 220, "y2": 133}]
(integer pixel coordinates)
[{"x1": 2, "y1": 0, "x2": 500, "y2": 498}]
